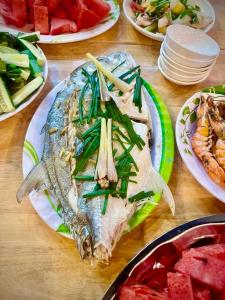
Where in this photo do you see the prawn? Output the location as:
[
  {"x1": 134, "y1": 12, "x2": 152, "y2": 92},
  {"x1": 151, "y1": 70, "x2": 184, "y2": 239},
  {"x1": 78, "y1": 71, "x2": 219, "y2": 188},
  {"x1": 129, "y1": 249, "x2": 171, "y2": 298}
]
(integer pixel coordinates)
[
  {"x1": 207, "y1": 97, "x2": 225, "y2": 171},
  {"x1": 192, "y1": 96, "x2": 225, "y2": 186}
]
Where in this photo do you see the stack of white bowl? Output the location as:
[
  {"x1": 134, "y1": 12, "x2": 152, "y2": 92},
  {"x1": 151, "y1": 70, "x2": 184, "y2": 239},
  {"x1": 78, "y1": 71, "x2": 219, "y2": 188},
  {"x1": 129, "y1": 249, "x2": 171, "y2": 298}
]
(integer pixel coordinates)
[{"x1": 158, "y1": 24, "x2": 220, "y2": 85}]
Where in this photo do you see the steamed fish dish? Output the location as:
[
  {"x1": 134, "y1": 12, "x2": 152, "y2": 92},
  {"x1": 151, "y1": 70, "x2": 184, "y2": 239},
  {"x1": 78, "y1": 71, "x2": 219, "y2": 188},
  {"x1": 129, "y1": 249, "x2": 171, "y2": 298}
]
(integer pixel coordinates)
[
  {"x1": 131, "y1": 0, "x2": 213, "y2": 35},
  {"x1": 17, "y1": 52, "x2": 174, "y2": 263}
]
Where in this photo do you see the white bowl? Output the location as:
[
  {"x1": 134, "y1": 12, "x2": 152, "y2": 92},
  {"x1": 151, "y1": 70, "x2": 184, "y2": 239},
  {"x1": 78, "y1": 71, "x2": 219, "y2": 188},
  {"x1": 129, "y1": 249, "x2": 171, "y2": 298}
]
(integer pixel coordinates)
[
  {"x1": 160, "y1": 46, "x2": 214, "y2": 73},
  {"x1": 159, "y1": 56, "x2": 208, "y2": 82},
  {"x1": 0, "y1": 47, "x2": 48, "y2": 122},
  {"x1": 123, "y1": 0, "x2": 215, "y2": 42},
  {"x1": 158, "y1": 57, "x2": 209, "y2": 86},
  {"x1": 163, "y1": 41, "x2": 216, "y2": 68},
  {"x1": 176, "y1": 92, "x2": 225, "y2": 202},
  {"x1": 166, "y1": 24, "x2": 220, "y2": 60},
  {"x1": 160, "y1": 52, "x2": 211, "y2": 76}
]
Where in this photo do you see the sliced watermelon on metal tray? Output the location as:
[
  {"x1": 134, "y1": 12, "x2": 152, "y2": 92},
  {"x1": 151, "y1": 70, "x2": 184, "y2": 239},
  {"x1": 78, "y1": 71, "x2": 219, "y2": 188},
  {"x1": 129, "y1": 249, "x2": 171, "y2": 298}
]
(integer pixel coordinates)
[
  {"x1": 119, "y1": 284, "x2": 166, "y2": 300},
  {"x1": 50, "y1": 17, "x2": 77, "y2": 35},
  {"x1": 174, "y1": 248, "x2": 225, "y2": 291},
  {"x1": 34, "y1": 0, "x2": 49, "y2": 34},
  {"x1": 167, "y1": 272, "x2": 194, "y2": 300},
  {"x1": 84, "y1": 0, "x2": 110, "y2": 19}
]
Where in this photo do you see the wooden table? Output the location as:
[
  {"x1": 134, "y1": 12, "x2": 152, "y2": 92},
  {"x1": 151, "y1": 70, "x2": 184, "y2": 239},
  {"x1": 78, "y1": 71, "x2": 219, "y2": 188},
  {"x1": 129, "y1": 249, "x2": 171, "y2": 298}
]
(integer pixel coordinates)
[{"x1": 1, "y1": 1, "x2": 225, "y2": 299}]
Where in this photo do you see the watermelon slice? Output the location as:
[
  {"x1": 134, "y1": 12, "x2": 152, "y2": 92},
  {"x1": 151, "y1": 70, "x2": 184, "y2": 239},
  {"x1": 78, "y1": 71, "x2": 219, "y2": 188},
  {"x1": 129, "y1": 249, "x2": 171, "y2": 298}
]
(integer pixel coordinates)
[
  {"x1": 52, "y1": 4, "x2": 68, "y2": 19},
  {"x1": 11, "y1": 0, "x2": 27, "y2": 21},
  {"x1": 50, "y1": 18, "x2": 77, "y2": 35},
  {"x1": 46, "y1": 0, "x2": 61, "y2": 13},
  {"x1": 174, "y1": 248, "x2": 225, "y2": 291},
  {"x1": 119, "y1": 284, "x2": 166, "y2": 300},
  {"x1": 192, "y1": 284, "x2": 210, "y2": 300},
  {"x1": 191, "y1": 244, "x2": 225, "y2": 260},
  {"x1": 167, "y1": 273, "x2": 194, "y2": 300},
  {"x1": 84, "y1": 0, "x2": 110, "y2": 19},
  {"x1": 27, "y1": 0, "x2": 35, "y2": 23},
  {"x1": 64, "y1": 0, "x2": 100, "y2": 30},
  {"x1": 0, "y1": 0, "x2": 10, "y2": 11},
  {"x1": 34, "y1": 0, "x2": 49, "y2": 34},
  {"x1": 1, "y1": 8, "x2": 26, "y2": 27}
]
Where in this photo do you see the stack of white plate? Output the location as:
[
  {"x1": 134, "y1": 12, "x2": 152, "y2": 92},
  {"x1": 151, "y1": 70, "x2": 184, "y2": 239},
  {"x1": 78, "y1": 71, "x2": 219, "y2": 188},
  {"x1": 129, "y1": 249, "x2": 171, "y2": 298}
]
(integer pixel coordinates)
[{"x1": 158, "y1": 24, "x2": 220, "y2": 86}]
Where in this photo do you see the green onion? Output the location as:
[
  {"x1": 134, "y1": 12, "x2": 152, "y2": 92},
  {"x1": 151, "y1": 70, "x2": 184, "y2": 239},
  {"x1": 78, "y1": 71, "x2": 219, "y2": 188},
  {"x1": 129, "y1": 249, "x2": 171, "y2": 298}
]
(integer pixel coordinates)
[
  {"x1": 101, "y1": 194, "x2": 109, "y2": 215},
  {"x1": 81, "y1": 119, "x2": 101, "y2": 139},
  {"x1": 78, "y1": 82, "x2": 88, "y2": 124},
  {"x1": 128, "y1": 179, "x2": 138, "y2": 184},
  {"x1": 108, "y1": 65, "x2": 140, "y2": 91},
  {"x1": 111, "y1": 60, "x2": 126, "y2": 73},
  {"x1": 83, "y1": 189, "x2": 114, "y2": 199},
  {"x1": 133, "y1": 73, "x2": 142, "y2": 112},
  {"x1": 73, "y1": 175, "x2": 94, "y2": 181},
  {"x1": 128, "y1": 191, "x2": 155, "y2": 203}
]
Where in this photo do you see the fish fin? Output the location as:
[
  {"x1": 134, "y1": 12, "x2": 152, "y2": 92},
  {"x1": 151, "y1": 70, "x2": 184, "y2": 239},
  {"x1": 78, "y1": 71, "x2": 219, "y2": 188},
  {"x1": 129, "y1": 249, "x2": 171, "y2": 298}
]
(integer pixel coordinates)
[
  {"x1": 149, "y1": 168, "x2": 175, "y2": 215},
  {"x1": 17, "y1": 161, "x2": 47, "y2": 203}
]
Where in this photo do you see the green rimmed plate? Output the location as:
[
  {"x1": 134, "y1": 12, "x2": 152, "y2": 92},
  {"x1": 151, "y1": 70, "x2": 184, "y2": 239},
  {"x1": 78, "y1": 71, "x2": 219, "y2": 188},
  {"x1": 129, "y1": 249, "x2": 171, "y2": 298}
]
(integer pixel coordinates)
[{"x1": 22, "y1": 79, "x2": 174, "y2": 237}]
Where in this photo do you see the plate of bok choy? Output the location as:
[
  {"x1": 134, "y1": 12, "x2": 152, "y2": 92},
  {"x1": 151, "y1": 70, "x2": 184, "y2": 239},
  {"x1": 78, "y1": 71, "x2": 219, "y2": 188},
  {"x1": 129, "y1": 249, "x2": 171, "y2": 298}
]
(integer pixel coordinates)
[
  {"x1": 17, "y1": 52, "x2": 174, "y2": 263},
  {"x1": 0, "y1": 32, "x2": 48, "y2": 121}
]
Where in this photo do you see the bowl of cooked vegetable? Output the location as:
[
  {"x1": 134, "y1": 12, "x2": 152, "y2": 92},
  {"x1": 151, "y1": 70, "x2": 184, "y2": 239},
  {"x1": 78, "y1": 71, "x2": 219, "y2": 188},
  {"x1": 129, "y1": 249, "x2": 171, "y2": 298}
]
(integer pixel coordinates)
[
  {"x1": 0, "y1": 31, "x2": 48, "y2": 121},
  {"x1": 123, "y1": 0, "x2": 215, "y2": 42}
]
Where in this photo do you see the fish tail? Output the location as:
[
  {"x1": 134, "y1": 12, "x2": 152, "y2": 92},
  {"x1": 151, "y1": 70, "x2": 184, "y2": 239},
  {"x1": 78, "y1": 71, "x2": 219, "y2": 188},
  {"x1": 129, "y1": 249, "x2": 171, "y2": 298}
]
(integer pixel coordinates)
[
  {"x1": 17, "y1": 161, "x2": 47, "y2": 203},
  {"x1": 149, "y1": 167, "x2": 175, "y2": 215}
]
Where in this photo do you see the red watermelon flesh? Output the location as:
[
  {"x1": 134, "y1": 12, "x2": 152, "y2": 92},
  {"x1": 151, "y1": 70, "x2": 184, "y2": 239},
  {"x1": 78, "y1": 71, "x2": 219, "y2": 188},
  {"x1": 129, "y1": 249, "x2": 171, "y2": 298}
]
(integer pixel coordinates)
[
  {"x1": 119, "y1": 284, "x2": 166, "y2": 300},
  {"x1": 84, "y1": 0, "x2": 110, "y2": 19},
  {"x1": 1, "y1": 8, "x2": 26, "y2": 27},
  {"x1": 76, "y1": 7, "x2": 100, "y2": 29},
  {"x1": 11, "y1": 0, "x2": 27, "y2": 20},
  {"x1": 0, "y1": 0, "x2": 10, "y2": 10},
  {"x1": 192, "y1": 284, "x2": 210, "y2": 300},
  {"x1": 52, "y1": 5, "x2": 68, "y2": 19},
  {"x1": 27, "y1": 0, "x2": 35, "y2": 23},
  {"x1": 190, "y1": 244, "x2": 225, "y2": 260},
  {"x1": 167, "y1": 272, "x2": 194, "y2": 300},
  {"x1": 34, "y1": 0, "x2": 49, "y2": 34},
  {"x1": 174, "y1": 248, "x2": 225, "y2": 291},
  {"x1": 46, "y1": 0, "x2": 61, "y2": 13},
  {"x1": 50, "y1": 17, "x2": 77, "y2": 35}
]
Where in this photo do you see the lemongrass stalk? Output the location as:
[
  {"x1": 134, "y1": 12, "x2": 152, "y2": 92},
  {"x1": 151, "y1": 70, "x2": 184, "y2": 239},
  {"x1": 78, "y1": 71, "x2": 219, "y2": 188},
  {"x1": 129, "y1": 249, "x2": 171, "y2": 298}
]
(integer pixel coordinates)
[
  {"x1": 95, "y1": 118, "x2": 107, "y2": 180},
  {"x1": 107, "y1": 119, "x2": 118, "y2": 182},
  {"x1": 86, "y1": 53, "x2": 131, "y2": 93}
]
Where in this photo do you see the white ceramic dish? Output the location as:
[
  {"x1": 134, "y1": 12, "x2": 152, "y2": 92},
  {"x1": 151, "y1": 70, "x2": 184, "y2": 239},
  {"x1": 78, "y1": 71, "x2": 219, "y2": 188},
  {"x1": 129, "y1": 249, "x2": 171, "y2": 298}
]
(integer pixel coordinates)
[
  {"x1": 159, "y1": 56, "x2": 209, "y2": 82},
  {"x1": 0, "y1": 47, "x2": 48, "y2": 122},
  {"x1": 163, "y1": 41, "x2": 216, "y2": 68},
  {"x1": 158, "y1": 57, "x2": 209, "y2": 85},
  {"x1": 160, "y1": 47, "x2": 213, "y2": 73},
  {"x1": 176, "y1": 91, "x2": 225, "y2": 203},
  {"x1": 160, "y1": 53, "x2": 210, "y2": 76},
  {"x1": 123, "y1": 0, "x2": 215, "y2": 42},
  {"x1": 165, "y1": 24, "x2": 220, "y2": 60},
  {"x1": 0, "y1": 0, "x2": 119, "y2": 44}
]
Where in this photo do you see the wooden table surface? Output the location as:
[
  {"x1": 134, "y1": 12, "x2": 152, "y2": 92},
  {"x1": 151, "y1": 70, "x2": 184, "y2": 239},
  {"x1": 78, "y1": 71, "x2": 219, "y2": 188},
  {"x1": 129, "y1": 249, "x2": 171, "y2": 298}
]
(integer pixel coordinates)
[{"x1": 1, "y1": 1, "x2": 225, "y2": 299}]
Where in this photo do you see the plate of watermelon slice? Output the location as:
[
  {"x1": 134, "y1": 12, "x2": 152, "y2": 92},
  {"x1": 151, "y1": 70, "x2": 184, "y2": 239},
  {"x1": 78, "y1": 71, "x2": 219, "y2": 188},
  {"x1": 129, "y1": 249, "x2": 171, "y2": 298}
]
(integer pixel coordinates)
[
  {"x1": 0, "y1": 0, "x2": 120, "y2": 43},
  {"x1": 103, "y1": 214, "x2": 225, "y2": 300}
]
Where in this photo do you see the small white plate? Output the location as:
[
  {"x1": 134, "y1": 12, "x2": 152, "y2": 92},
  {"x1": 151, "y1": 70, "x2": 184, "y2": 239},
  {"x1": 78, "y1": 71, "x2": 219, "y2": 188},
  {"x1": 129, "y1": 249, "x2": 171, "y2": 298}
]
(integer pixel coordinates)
[
  {"x1": 0, "y1": 47, "x2": 48, "y2": 122},
  {"x1": 123, "y1": 0, "x2": 215, "y2": 42},
  {"x1": 158, "y1": 57, "x2": 208, "y2": 85},
  {"x1": 0, "y1": 0, "x2": 120, "y2": 44},
  {"x1": 176, "y1": 92, "x2": 225, "y2": 203}
]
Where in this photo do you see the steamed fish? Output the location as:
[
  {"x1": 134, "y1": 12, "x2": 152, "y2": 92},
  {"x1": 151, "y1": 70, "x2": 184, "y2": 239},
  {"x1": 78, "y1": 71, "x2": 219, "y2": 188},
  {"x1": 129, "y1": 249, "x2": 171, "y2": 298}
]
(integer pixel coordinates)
[{"x1": 17, "y1": 52, "x2": 175, "y2": 263}]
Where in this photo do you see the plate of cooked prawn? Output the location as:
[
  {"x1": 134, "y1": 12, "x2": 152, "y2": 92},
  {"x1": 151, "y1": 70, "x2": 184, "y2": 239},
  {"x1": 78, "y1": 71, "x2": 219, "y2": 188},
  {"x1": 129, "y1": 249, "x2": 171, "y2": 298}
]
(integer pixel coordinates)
[{"x1": 176, "y1": 85, "x2": 225, "y2": 202}]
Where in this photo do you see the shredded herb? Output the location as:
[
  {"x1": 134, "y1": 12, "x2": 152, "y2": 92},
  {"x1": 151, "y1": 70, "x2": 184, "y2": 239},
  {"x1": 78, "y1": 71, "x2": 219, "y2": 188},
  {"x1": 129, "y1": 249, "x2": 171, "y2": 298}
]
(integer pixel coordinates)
[
  {"x1": 133, "y1": 71, "x2": 142, "y2": 112},
  {"x1": 78, "y1": 82, "x2": 88, "y2": 124},
  {"x1": 111, "y1": 60, "x2": 126, "y2": 73},
  {"x1": 128, "y1": 191, "x2": 155, "y2": 203},
  {"x1": 83, "y1": 189, "x2": 115, "y2": 199},
  {"x1": 73, "y1": 175, "x2": 94, "y2": 181},
  {"x1": 101, "y1": 195, "x2": 109, "y2": 215},
  {"x1": 81, "y1": 119, "x2": 101, "y2": 139}
]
